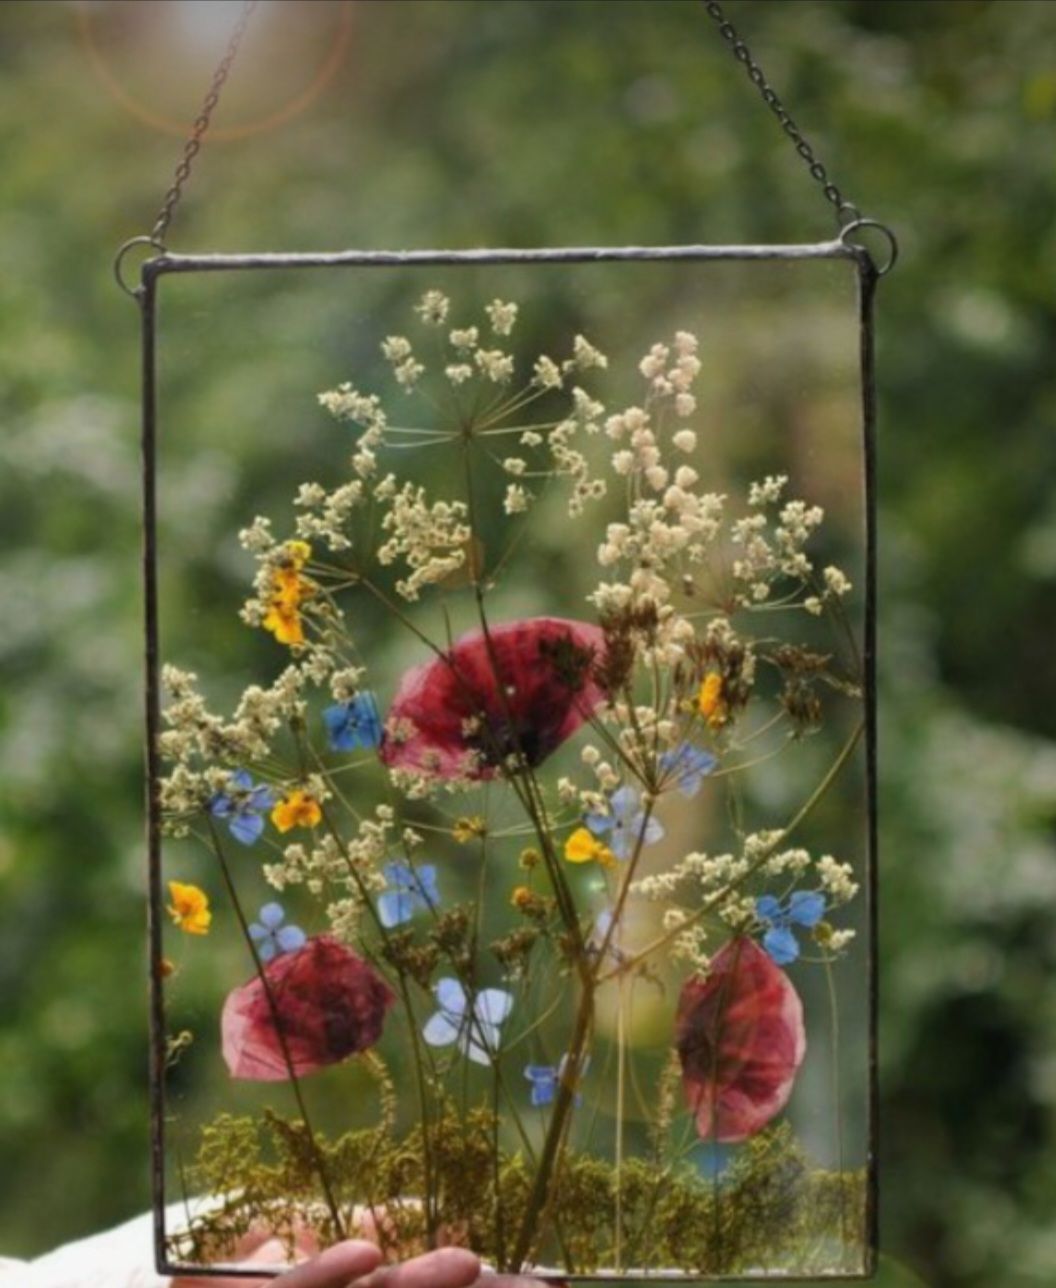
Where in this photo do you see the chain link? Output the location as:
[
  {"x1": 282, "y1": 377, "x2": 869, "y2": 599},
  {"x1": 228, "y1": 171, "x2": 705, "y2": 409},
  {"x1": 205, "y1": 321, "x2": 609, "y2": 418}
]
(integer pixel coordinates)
[
  {"x1": 122, "y1": 0, "x2": 888, "y2": 287},
  {"x1": 148, "y1": 0, "x2": 260, "y2": 247},
  {"x1": 702, "y1": 0, "x2": 860, "y2": 230}
]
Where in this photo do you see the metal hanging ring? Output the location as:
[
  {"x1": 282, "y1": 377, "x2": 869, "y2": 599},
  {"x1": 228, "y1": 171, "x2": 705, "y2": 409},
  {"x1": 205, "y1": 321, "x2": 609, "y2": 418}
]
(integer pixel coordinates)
[
  {"x1": 839, "y1": 218, "x2": 899, "y2": 277},
  {"x1": 114, "y1": 235, "x2": 167, "y2": 299}
]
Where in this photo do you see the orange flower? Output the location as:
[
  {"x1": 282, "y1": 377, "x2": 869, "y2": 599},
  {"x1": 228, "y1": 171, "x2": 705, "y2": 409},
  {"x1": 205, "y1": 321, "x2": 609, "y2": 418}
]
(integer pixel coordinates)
[
  {"x1": 263, "y1": 596, "x2": 305, "y2": 646},
  {"x1": 271, "y1": 789, "x2": 322, "y2": 833},
  {"x1": 262, "y1": 542, "x2": 314, "y2": 647},
  {"x1": 696, "y1": 673, "x2": 727, "y2": 728},
  {"x1": 167, "y1": 881, "x2": 212, "y2": 935}
]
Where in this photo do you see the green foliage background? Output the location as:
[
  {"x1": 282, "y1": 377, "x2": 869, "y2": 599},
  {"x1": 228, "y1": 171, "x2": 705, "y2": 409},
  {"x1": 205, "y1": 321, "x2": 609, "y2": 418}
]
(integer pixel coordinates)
[{"x1": 2, "y1": 2, "x2": 1055, "y2": 1284}]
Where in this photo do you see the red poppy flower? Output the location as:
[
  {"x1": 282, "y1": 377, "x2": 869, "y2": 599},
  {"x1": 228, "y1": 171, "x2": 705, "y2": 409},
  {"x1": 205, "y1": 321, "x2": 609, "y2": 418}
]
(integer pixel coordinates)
[
  {"x1": 380, "y1": 616, "x2": 606, "y2": 780},
  {"x1": 221, "y1": 936, "x2": 395, "y2": 1081},
  {"x1": 675, "y1": 937, "x2": 806, "y2": 1143}
]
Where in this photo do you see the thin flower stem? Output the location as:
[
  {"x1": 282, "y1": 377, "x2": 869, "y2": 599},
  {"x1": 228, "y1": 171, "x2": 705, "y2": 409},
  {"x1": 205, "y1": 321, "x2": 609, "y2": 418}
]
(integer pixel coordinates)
[
  {"x1": 488, "y1": 472, "x2": 557, "y2": 583},
  {"x1": 594, "y1": 797, "x2": 656, "y2": 972},
  {"x1": 704, "y1": 737, "x2": 795, "y2": 781},
  {"x1": 455, "y1": 433, "x2": 600, "y2": 1271},
  {"x1": 206, "y1": 820, "x2": 345, "y2": 1238},
  {"x1": 305, "y1": 787, "x2": 439, "y2": 1244},
  {"x1": 474, "y1": 420, "x2": 559, "y2": 439},
  {"x1": 598, "y1": 718, "x2": 865, "y2": 983},
  {"x1": 459, "y1": 438, "x2": 588, "y2": 966},
  {"x1": 384, "y1": 426, "x2": 460, "y2": 438},
  {"x1": 476, "y1": 381, "x2": 548, "y2": 431},
  {"x1": 731, "y1": 708, "x2": 788, "y2": 748},
  {"x1": 509, "y1": 982, "x2": 595, "y2": 1270}
]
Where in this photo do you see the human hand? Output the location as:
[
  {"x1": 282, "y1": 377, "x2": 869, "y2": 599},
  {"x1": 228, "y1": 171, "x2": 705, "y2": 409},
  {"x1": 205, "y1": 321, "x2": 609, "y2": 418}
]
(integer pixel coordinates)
[{"x1": 172, "y1": 1232, "x2": 551, "y2": 1288}]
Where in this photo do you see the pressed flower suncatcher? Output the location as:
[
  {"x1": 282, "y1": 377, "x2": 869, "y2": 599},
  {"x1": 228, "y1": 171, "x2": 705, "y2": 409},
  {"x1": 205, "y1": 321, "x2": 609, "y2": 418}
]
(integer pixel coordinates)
[{"x1": 145, "y1": 250, "x2": 878, "y2": 1280}]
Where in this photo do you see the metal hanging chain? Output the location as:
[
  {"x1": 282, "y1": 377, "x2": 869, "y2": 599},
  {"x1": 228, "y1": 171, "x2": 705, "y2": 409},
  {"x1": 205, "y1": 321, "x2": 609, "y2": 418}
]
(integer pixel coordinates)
[
  {"x1": 702, "y1": 0, "x2": 855, "y2": 224},
  {"x1": 114, "y1": 0, "x2": 259, "y2": 295},
  {"x1": 150, "y1": 0, "x2": 260, "y2": 246},
  {"x1": 117, "y1": 0, "x2": 894, "y2": 295},
  {"x1": 702, "y1": 0, "x2": 896, "y2": 271}
]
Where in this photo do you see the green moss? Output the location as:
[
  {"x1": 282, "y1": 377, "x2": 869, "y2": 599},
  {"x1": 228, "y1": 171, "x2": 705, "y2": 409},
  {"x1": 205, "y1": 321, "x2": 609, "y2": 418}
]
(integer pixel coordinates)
[{"x1": 170, "y1": 1109, "x2": 866, "y2": 1276}]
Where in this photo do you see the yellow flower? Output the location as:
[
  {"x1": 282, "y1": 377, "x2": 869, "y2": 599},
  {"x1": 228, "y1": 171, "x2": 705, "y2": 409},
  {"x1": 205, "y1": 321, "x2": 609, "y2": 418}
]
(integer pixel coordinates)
[
  {"x1": 285, "y1": 540, "x2": 312, "y2": 569},
  {"x1": 452, "y1": 815, "x2": 487, "y2": 843},
  {"x1": 564, "y1": 827, "x2": 616, "y2": 868},
  {"x1": 167, "y1": 881, "x2": 212, "y2": 935},
  {"x1": 696, "y1": 672, "x2": 728, "y2": 728},
  {"x1": 263, "y1": 597, "x2": 305, "y2": 646},
  {"x1": 271, "y1": 789, "x2": 323, "y2": 833},
  {"x1": 262, "y1": 543, "x2": 314, "y2": 647}
]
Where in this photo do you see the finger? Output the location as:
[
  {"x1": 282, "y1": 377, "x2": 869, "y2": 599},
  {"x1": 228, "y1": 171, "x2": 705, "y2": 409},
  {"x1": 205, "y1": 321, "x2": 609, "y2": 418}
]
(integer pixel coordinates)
[
  {"x1": 358, "y1": 1246, "x2": 481, "y2": 1288},
  {"x1": 476, "y1": 1279, "x2": 561, "y2": 1288},
  {"x1": 272, "y1": 1240, "x2": 384, "y2": 1288},
  {"x1": 172, "y1": 1228, "x2": 322, "y2": 1286},
  {"x1": 248, "y1": 1237, "x2": 312, "y2": 1266}
]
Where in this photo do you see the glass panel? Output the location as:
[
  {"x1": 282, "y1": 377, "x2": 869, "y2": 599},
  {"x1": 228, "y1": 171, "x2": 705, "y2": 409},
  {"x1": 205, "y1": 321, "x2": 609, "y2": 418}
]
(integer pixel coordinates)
[{"x1": 151, "y1": 253, "x2": 873, "y2": 1279}]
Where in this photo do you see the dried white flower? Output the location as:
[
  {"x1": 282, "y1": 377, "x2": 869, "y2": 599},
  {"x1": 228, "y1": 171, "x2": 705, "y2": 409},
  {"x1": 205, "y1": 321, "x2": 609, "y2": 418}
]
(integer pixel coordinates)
[
  {"x1": 414, "y1": 290, "x2": 449, "y2": 325},
  {"x1": 485, "y1": 299, "x2": 518, "y2": 335}
]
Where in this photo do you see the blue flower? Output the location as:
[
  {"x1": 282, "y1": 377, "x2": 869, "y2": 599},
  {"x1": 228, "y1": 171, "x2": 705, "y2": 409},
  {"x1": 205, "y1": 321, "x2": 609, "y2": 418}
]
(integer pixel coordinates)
[
  {"x1": 323, "y1": 693, "x2": 383, "y2": 753},
  {"x1": 248, "y1": 902, "x2": 307, "y2": 962},
  {"x1": 209, "y1": 770, "x2": 277, "y2": 846},
  {"x1": 377, "y1": 861, "x2": 440, "y2": 928},
  {"x1": 754, "y1": 890, "x2": 826, "y2": 965},
  {"x1": 585, "y1": 785, "x2": 665, "y2": 861},
  {"x1": 659, "y1": 743, "x2": 718, "y2": 797},
  {"x1": 422, "y1": 977, "x2": 514, "y2": 1065},
  {"x1": 524, "y1": 1053, "x2": 591, "y2": 1107}
]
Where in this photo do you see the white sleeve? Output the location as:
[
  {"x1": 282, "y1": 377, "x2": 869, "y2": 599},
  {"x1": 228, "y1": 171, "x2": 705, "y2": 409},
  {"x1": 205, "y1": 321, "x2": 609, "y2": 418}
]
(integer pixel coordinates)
[{"x1": 0, "y1": 1207, "x2": 173, "y2": 1288}]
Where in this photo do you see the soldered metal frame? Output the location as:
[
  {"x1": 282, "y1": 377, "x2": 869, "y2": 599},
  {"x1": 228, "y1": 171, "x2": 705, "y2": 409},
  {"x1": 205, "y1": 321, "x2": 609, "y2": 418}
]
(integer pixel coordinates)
[{"x1": 135, "y1": 238, "x2": 879, "y2": 1282}]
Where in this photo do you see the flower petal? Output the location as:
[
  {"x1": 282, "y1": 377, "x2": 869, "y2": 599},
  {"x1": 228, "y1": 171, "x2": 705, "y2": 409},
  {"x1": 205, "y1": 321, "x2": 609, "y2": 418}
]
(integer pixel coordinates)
[
  {"x1": 755, "y1": 895, "x2": 783, "y2": 923},
  {"x1": 383, "y1": 860, "x2": 412, "y2": 888},
  {"x1": 464, "y1": 1021, "x2": 502, "y2": 1064},
  {"x1": 609, "y1": 785, "x2": 639, "y2": 820},
  {"x1": 258, "y1": 902, "x2": 285, "y2": 929},
  {"x1": 583, "y1": 811, "x2": 612, "y2": 836},
  {"x1": 422, "y1": 1012, "x2": 461, "y2": 1048},
  {"x1": 524, "y1": 1064, "x2": 557, "y2": 1081},
  {"x1": 323, "y1": 704, "x2": 352, "y2": 749},
  {"x1": 435, "y1": 976, "x2": 467, "y2": 1018},
  {"x1": 676, "y1": 938, "x2": 806, "y2": 1143},
  {"x1": 639, "y1": 814, "x2": 665, "y2": 847},
  {"x1": 229, "y1": 811, "x2": 265, "y2": 846},
  {"x1": 377, "y1": 892, "x2": 411, "y2": 929},
  {"x1": 415, "y1": 864, "x2": 440, "y2": 906},
  {"x1": 379, "y1": 617, "x2": 606, "y2": 781},
  {"x1": 788, "y1": 890, "x2": 826, "y2": 927},
  {"x1": 221, "y1": 937, "x2": 394, "y2": 1081},
  {"x1": 609, "y1": 828, "x2": 634, "y2": 862},
  {"x1": 763, "y1": 925, "x2": 800, "y2": 966},
  {"x1": 276, "y1": 924, "x2": 307, "y2": 953},
  {"x1": 475, "y1": 988, "x2": 514, "y2": 1025}
]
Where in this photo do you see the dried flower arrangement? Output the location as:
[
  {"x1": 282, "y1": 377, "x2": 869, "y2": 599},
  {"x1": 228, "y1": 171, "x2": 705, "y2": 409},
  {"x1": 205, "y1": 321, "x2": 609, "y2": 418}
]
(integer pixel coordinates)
[{"x1": 158, "y1": 289, "x2": 867, "y2": 1278}]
